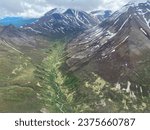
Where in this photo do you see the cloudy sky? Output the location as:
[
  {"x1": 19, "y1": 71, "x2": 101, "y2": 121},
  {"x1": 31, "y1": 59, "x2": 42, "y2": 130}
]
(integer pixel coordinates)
[{"x1": 0, "y1": 0, "x2": 148, "y2": 18}]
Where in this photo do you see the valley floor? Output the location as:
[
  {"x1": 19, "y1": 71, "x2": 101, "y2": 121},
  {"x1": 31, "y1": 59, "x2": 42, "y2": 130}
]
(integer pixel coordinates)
[{"x1": 0, "y1": 41, "x2": 150, "y2": 113}]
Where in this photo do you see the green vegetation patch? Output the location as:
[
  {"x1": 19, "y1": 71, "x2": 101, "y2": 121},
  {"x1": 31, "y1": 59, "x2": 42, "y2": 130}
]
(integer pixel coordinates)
[{"x1": 0, "y1": 86, "x2": 41, "y2": 113}]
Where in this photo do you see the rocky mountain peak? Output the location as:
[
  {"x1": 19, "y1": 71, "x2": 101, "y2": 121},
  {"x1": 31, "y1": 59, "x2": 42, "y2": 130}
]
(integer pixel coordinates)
[{"x1": 44, "y1": 8, "x2": 66, "y2": 16}]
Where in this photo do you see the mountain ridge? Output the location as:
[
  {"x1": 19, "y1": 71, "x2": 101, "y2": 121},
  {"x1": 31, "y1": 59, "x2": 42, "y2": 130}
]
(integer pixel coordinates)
[{"x1": 23, "y1": 8, "x2": 100, "y2": 37}]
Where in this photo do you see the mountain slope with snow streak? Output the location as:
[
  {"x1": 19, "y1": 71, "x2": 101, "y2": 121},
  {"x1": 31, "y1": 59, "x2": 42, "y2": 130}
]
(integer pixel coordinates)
[
  {"x1": 24, "y1": 8, "x2": 99, "y2": 37},
  {"x1": 66, "y1": 1, "x2": 150, "y2": 96}
]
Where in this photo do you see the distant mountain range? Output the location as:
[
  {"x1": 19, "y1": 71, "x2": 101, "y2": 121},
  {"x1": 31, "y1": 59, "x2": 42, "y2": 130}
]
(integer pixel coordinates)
[
  {"x1": 0, "y1": 9, "x2": 111, "y2": 37},
  {"x1": 90, "y1": 10, "x2": 112, "y2": 21},
  {"x1": 0, "y1": 17, "x2": 37, "y2": 27}
]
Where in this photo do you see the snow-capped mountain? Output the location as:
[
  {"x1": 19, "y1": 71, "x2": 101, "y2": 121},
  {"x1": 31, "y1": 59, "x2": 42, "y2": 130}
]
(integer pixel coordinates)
[
  {"x1": 66, "y1": 1, "x2": 150, "y2": 96},
  {"x1": 24, "y1": 8, "x2": 99, "y2": 37},
  {"x1": 90, "y1": 10, "x2": 112, "y2": 22}
]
